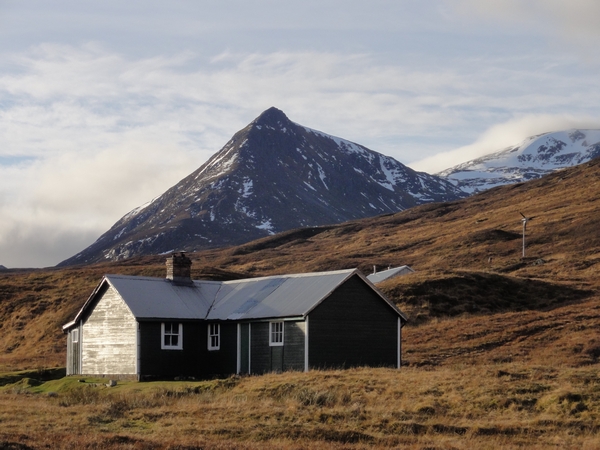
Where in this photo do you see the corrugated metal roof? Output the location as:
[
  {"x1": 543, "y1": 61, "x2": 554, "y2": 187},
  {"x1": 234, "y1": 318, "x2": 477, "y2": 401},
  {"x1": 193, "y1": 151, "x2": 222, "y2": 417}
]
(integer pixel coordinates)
[
  {"x1": 207, "y1": 269, "x2": 355, "y2": 320},
  {"x1": 367, "y1": 266, "x2": 414, "y2": 284},
  {"x1": 64, "y1": 268, "x2": 406, "y2": 329},
  {"x1": 105, "y1": 275, "x2": 221, "y2": 319}
]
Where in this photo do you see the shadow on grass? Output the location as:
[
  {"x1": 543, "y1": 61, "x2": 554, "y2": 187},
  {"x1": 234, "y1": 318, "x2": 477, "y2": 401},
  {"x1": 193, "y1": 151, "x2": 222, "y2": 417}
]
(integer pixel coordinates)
[
  {"x1": 0, "y1": 368, "x2": 65, "y2": 387},
  {"x1": 384, "y1": 271, "x2": 594, "y2": 325}
]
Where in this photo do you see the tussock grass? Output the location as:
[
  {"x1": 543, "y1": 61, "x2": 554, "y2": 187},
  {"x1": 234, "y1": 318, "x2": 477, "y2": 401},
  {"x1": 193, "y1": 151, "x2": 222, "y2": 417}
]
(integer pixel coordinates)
[{"x1": 1, "y1": 365, "x2": 599, "y2": 449}]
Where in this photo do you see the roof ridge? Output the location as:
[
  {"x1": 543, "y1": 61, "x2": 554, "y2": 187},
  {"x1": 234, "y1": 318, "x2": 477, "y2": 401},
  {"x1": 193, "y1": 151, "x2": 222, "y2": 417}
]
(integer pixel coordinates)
[
  {"x1": 221, "y1": 268, "x2": 357, "y2": 284},
  {"x1": 103, "y1": 269, "x2": 357, "y2": 285},
  {"x1": 105, "y1": 274, "x2": 162, "y2": 281}
]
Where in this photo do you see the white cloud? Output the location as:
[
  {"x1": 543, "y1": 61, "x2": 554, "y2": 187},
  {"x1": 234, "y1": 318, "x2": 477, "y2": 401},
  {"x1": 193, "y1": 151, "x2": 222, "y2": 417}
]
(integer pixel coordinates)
[
  {"x1": 450, "y1": 0, "x2": 600, "y2": 63},
  {"x1": 452, "y1": 0, "x2": 600, "y2": 30},
  {"x1": 0, "y1": 136, "x2": 197, "y2": 267}
]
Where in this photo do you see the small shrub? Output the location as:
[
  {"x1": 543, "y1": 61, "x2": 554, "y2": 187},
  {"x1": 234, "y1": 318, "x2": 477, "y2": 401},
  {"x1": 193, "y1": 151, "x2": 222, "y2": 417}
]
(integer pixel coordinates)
[
  {"x1": 416, "y1": 405, "x2": 437, "y2": 415},
  {"x1": 57, "y1": 385, "x2": 101, "y2": 406},
  {"x1": 296, "y1": 388, "x2": 337, "y2": 407},
  {"x1": 103, "y1": 399, "x2": 130, "y2": 419}
]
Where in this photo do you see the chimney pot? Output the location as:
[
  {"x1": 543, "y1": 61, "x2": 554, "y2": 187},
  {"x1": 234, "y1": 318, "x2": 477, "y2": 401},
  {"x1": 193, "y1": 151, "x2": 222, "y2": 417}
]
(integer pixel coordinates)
[{"x1": 166, "y1": 252, "x2": 193, "y2": 285}]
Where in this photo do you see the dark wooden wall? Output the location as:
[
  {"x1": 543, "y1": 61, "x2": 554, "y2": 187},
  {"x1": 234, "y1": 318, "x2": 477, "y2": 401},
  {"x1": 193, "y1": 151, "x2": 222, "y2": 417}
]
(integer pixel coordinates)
[
  {"x1": 239, "y1": 323, "x2": 250, "y2": 374},
  {"x1": 139, "y1": 321, "x2": 204, "y2": 379},
  {"x1": 249, "y1": 320, "x2": 305, "y2": 374},
  {"x1": 308, "y1": 275, "x2": 398, "y2": 369},
  {"x1": 283, "y1": 321, "x2": 305, "y2": 372},
  {"x1": 204, "y1": 322, "x2": 237, "y2": 376},
  {"x1": 249, "y1": 322, "x2": 269, "y2": 374},
  {"x1": 138, "y1": 321, "x2": 238, "y2": 379}
]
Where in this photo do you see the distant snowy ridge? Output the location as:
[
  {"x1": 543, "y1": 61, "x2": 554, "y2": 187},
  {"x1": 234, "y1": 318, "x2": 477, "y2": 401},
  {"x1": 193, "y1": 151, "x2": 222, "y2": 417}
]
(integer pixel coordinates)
[{"x1": 439, "y1": 129, "x2": 600, "y2": 194}]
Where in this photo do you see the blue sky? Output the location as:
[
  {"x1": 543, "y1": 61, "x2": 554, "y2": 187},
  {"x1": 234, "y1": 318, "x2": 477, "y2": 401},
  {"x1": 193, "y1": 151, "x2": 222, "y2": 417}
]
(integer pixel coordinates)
[{"x1": 1, "y1": 0, "x2": 599, "y2": 268}]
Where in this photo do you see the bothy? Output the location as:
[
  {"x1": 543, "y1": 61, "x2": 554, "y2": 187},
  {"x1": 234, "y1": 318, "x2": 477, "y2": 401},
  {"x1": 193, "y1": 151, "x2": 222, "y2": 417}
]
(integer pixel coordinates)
[{"x1": 63, "y1": 253, "x2": 407, "y2": 380}]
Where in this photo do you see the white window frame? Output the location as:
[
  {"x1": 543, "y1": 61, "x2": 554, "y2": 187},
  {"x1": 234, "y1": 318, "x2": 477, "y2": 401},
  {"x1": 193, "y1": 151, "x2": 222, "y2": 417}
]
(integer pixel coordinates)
[
  {"x1": 269, "y1": 321, "x2": 284, "y2": 346},
  {"x1": 161, "y1": 322, "x2": 183, "y2": 350},
  {"x1": 208, "y1": 323, "x2": 220, "y2": 351},
  {"x1": 72, "y1": 328, "x2": 79, "y2": 343}
]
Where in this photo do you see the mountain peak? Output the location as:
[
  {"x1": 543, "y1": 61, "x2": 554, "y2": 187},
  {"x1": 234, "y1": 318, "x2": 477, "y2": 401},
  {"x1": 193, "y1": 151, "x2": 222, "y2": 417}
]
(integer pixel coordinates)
[
  {"x1": 58, "y1": 109, "x2": 465, "y2": 266},
  {"x1": 252, "y1": 107, "x2": 290, "y2": 128}
]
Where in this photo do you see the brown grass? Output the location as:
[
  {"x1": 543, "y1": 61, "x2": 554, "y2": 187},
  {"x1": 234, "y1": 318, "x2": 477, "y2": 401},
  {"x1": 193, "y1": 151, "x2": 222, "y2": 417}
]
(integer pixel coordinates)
[
  {"x1": 1, "y1": 159, "x2": 600, "y2": 448},
  {"x1": 1, "y1": 365, "x2": 599, "y2": 449}
]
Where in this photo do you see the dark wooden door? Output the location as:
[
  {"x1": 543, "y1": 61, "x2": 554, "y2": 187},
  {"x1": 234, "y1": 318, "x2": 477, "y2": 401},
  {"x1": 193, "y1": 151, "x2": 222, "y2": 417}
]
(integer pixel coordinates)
[
  {"x1": 271, "y1": 346, "x2": 283, "y2": 372},
  {"x1": 240, "y1": 323, "x2": 250, "y2": 374}
]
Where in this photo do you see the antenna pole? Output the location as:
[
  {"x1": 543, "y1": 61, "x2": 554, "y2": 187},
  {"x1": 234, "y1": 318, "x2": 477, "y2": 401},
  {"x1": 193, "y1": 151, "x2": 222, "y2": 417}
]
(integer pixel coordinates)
[
  {"x1": 519, "y1": 212, "x2": 535, "y2": 259},
  {"x1": 522, "y1": 220, "x2": 526, "y2": 258}
]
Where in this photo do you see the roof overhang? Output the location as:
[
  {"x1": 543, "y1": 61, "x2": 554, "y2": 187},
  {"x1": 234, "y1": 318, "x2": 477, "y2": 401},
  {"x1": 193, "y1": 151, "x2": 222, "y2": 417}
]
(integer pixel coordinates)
[
  {"x1": 358, "y1": 270, "x2": 409, "y2": 325},
  {"x1": 303, "y1": 269, "x2": 408, "y2": 325},
  {"x1": 61, "y1": 275, "x2": 119, "y2": 333}
]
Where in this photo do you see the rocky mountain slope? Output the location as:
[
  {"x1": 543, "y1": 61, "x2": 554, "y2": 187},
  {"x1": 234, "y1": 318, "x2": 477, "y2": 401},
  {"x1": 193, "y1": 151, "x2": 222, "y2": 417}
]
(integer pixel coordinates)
[
  {"x1": 59, "y1": 107, "x2": 465, "y2": 266},
  {"x1": 439, "y1": 129, "x2": 600, "y2": 193}
]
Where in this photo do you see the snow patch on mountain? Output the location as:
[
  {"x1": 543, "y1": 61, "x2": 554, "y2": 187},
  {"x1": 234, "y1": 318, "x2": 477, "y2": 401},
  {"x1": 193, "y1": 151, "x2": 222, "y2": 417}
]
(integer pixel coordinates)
[
  {"x1": 240, "y1": 178, "x2": 253, "y2": 198},
  {"x1": 301, "y1": 126, "x2": 369, "y2": 157},
  {"x1": 257, "y1": 219, "x2": 275, "y2": 234},
  {"x1": 439, "y1": 129, "x2": 600, "y2": 194}
]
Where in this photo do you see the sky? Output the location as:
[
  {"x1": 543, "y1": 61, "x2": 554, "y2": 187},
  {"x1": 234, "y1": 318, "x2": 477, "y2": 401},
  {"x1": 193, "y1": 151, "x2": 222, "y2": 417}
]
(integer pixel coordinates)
[{"x1": 1, "y1": 0, "x2": 599, "y2": 268}]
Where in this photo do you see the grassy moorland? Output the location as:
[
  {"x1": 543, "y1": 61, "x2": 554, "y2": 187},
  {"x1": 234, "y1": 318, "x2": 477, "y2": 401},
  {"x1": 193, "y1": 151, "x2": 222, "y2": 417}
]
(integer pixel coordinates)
[
  {"x1": 1, "y1": 365, "x2": 599, "y2": 449},
  {"x1": 1, "y1": 159, "x2": 600, "y2": 448}
]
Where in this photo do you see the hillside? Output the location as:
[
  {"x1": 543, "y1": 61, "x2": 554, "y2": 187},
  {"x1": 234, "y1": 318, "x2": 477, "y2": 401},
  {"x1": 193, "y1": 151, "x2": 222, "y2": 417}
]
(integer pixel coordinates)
[{"x1": 1, "y1": 159, "x2": 600, "y2": 370}]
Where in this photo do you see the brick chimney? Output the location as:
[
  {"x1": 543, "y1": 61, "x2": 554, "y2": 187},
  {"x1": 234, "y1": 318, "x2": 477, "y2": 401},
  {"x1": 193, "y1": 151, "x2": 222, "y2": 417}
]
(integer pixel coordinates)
[{"x1": 166, "y1": 252, "x2": 193, "y2": 285}]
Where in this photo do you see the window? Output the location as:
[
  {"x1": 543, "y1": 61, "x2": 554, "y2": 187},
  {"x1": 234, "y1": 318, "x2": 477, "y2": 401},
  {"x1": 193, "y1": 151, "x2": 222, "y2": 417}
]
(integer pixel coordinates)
[
  {"x1": 72, "y1": 329, "x2": 79, "y2": 343},
  {"x1": 208, "y1": 323, "x2": 220, "y2": 350},
  {"x1": 270, "y1": 321, "x2": 284, "y2": 346},
  {"x1": 161, "y1": 322, "x2": 183, "y2": 350}
]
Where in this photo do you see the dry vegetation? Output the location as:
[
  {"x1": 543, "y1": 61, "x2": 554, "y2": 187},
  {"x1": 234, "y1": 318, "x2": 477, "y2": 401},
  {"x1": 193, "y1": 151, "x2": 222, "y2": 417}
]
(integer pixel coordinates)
[
  {"x1": 1, "y1": 159, "x2": 600, "y2": 448},
  {"x1": 1, "y1": 366, "x2": 599, "y2": 449}
]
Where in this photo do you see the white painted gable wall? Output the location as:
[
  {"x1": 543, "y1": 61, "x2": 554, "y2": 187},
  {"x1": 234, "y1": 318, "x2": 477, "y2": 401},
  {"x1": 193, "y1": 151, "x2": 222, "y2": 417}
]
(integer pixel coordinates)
[{"x1": 81, "y1": 286, "x2": 137, "y2": 376}]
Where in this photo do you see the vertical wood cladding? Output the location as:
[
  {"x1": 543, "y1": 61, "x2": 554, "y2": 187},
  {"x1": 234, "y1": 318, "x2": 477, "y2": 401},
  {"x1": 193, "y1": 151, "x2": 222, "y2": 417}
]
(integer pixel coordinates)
[
  {"x1": 239, "y1": 323, "x2": 250, "y2": 374},
  {"x1": 271, "y1": 346, "x2": 284, "y2": 372},
  {"x1": 250, "y1": 322, "x2": 270, "y2": 374},
  {"x1": 249, "y1": 321, "x2": 305, "y2": 374},
  {"x1": 283, "y1": 321, "x2": 305, "y2": 372},
  {"x1": 204, "y1": 322, "x2": 237, "y2": 376},
  {"x1": 138, "y1": 321, "x2": 238, "y2": 379},
  {"x1": 66, "y1": 325, "x2": 81, "y2": 375},
  {"x1": 66, "y1": 330, "x2": 74, "y2": 375},
  {"x1": 308, "y1": 275, "x2": 398, "y2": 369},
  {"x1": 139, "y1": 321, "x2": 203, "y2": 379},
  {"x1": 81, "y1": 286, "x2": 137, "y2": 375}
]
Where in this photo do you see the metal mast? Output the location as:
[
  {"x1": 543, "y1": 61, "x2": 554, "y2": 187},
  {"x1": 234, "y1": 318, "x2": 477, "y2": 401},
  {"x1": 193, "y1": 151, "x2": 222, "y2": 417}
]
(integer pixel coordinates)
[{"x1": 520, "y1": 212, "x2": 534, "y2": 258}]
